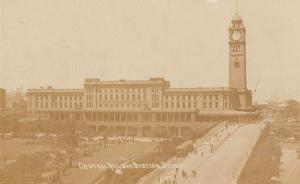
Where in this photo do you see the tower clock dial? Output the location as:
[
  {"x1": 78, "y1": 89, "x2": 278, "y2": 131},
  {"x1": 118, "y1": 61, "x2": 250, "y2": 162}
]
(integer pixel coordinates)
[{"x1": 232, "y1": 31, "x2": 241, "y2": 41}]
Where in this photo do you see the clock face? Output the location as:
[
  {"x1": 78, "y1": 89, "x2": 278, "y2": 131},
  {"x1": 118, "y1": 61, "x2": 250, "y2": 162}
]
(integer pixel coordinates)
[{"x1": 232, "y1": 31, "x2": 241, "y2": 41}]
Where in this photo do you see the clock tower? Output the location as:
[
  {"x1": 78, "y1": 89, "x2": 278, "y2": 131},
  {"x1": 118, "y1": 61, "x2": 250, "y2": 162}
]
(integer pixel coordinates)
[
  {"x1": 229, "y1": 13, "x2": 247, "y2": 90},
  {"x1": 228, "y1": 13, "x2": 253, "y2": 110}
]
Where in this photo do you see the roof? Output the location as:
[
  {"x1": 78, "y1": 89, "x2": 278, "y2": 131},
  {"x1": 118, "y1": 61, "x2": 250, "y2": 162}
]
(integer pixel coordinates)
[
  {"x1": 27, "y1": 89, "x2": 84, "y2": 93},
  {"x1": 165, "y1": 87, "x2": 237, "y2": 93},
  {"x1": 232, "y1": 13, "x2": 242, "y2": 21},
  {"x1": 84, "y1": 77, "x2": 170, "y2": 86}
]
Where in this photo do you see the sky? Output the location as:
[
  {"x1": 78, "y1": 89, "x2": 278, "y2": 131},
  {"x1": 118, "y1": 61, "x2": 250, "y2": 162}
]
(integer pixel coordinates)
[{"x1": 0, "y1": 0, "x2": 300, "y2": 102}]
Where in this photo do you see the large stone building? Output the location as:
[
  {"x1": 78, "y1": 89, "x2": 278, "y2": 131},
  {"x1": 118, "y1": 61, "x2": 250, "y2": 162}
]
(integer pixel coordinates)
[
  {"x1": 26, "y1": 13, "x2": 258, "y2": 136},
  {"x1": 0, "y1": 88, "x2": 6, "y2": 112}
]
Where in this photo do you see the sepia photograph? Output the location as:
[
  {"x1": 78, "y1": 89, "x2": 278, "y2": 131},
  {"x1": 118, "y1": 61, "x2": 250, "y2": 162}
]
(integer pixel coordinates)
[{"x1": 0, "y1": 0, "x2": 300, "y2": 183}]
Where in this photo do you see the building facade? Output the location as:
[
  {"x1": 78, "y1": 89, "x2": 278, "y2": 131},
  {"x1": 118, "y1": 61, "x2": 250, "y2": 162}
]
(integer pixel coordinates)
[{"x1": 26, "y1": 14, "x2": 257, "y2": 135}]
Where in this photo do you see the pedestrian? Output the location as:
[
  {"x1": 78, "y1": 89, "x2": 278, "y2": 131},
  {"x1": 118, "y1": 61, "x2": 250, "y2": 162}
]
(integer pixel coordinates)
[{"x1": 192, "y1": 170, "x2": 197, "y2": 177}]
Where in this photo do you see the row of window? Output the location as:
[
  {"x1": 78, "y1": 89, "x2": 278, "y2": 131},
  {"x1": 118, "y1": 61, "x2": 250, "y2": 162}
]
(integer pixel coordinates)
[
  {"x1": 164, "y1": 95, "x2": 231, "y2": 101},
  {"x1": 86, "y1": 94, "x2": 147, "y2": 101},
  {"x1": 30, "y1": 94, "x2": 232, "y2": 102},
  {"x1": 164, "y1": 102, "x2": 232, "y2": 109},
  {"x1": 165, "y1": 102, "x2": 197, "y2": 109},
  {"x1": 31, "y1": 101, "x2": 232, "y2": 110},
  {"x1": 86, "y1": 87, "x2": 157, "y2": 93},
  {"x1": 29, "y1": 95, "x2": 83, "y2": 101},
  {"x1": 30, "y1": 102, "x2": 82, "y2": 108},
  {"x1": 86, "y1": 103, "x2": 146, "y2": 108}
]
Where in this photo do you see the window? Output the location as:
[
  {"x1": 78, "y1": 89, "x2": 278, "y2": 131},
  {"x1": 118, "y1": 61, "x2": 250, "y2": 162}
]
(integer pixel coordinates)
[
  {"x1": 182, "y1": 103, "x2": 185, "y2": 108},
  {"x1": 215, "y1": 102, "x2": 218, "y2": 109},
  {"x1": 188, "y1": 102, "x2": 191, "y2": 108},
  {"x1": 203, "y1": 102, "x2": 207, "y2": 109},
  {"x1": 209, "y1": 102, "x2": 212, "y2": 108},
  {"x1": 177, "y1": 102, "x2": 180, "y2": 108},
  {"x1": 234, "y1": 60, "x2": 240, "y2": 67},
  {"x1": 165, "y1": 103, "x2": 168, "y2": 108}
]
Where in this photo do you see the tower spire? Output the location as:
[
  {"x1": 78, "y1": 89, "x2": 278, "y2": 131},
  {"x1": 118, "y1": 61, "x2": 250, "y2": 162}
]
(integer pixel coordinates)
[{"x1": 235, "y1": 0, "x2": 239, "y2": 15}]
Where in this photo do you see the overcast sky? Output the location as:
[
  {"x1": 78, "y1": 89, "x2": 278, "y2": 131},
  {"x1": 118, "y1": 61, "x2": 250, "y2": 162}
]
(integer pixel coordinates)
[{"x1": 0, "y1": 0, "x2": 300, "y2": 102}]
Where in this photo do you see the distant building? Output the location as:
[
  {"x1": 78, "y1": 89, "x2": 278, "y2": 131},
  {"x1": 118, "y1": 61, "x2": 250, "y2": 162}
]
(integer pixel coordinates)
[
  {"x1": 0, "y1": 88, "x2": 6, "y2": 111},
  {"x1": 6, "y1": 88, "x2": 27, "y2": 112},
  {"x1": 27, "y1": 13, "x2": 258, "y2": 126}
]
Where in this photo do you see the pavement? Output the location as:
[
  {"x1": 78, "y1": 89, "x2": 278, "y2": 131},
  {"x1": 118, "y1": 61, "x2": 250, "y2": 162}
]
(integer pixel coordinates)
[
  {"x1": 279, "y1": 143, "x2": 300, "y2": 184},
  {"x1": 140, "y1": 123, "x2": 263, "y2": 184}
]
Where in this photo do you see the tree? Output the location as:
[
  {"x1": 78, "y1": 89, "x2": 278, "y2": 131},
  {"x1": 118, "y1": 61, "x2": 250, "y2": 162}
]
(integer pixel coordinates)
[
  {"x1": 286, "y1": 99, "x2": 299, "y2": 118},
  {"x1": 0, "y1": 152, "x2": 51, "y2": 184}
]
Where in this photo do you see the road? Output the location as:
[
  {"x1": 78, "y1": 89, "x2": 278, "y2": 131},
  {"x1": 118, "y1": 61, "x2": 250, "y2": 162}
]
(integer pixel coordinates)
[
  {"x1": 140, "y1": 123, "x2": 263, "y2": 184},
  {"x1": 138, "y1": 124, "x2": 227, "y2": 184},
  {"x1": 181, "y1": 123, "x2": 262, "y2": 184}
]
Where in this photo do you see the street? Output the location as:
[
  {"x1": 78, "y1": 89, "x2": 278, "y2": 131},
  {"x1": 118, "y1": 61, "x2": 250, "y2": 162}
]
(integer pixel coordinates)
[{"x1": 140, "y1": 123, "x2": 263, "y2": 184}]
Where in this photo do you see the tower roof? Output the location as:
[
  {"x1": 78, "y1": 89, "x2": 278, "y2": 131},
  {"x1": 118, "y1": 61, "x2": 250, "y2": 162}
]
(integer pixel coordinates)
[{"x1": 232, "y1": 13, "x2": 242, "y2": 21}]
